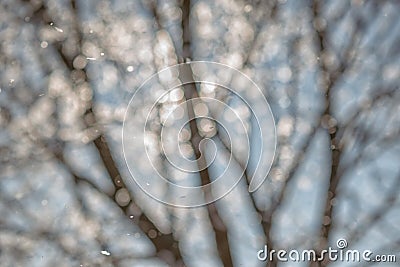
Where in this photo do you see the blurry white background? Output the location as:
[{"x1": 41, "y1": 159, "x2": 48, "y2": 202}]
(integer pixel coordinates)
[{"x1": 0, "y1": 0, "x2": 399, "y2": 266}]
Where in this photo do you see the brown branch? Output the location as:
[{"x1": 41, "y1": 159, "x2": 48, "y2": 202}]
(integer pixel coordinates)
[
  {"x1": 310, "y1": 1, "x2": 383, "y2": 265},
  {"x1": 37, "y1": 1, "x2": 172, "y2": 255},
  {"x1": 180, "y1": 1, "x2": 233, "y2": 265},
  {"x1": 312, "y1": 1, "x2": 343, "y2": 264}
]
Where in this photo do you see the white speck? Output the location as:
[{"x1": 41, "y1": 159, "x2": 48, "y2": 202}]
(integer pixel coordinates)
[
  {"x1": 129, "y1": 215, "x2": 134, "y2": 219},
  {"x1": 126, "y1": 233, "x2": 131, "y2": 236},
  {"x1": 89, "y1": 29, "x2": 93, "y2": 34},
  {"x1": 50, "y1": 22, "x2": 54, "y2": 26},
  {"x1": 100, "y1": 52, "x2": 105, "y2": 56},
  {"x1": 100, "y1": 250, "x2": 111, "y2": 256},
  {"x1": 146, "y1": 183, "x2": 150, "y2": 186},
  {"x1": 126, "y1": 65, "x2": 134, "y2": 72},
  {"x1": 40, "y1": 41, "x2": 48, "y2": 48},
  {"x1": 244, "y1": 4, "x2": 252, "y2": 12},
  {"x1": 54, "y1": 26, "x2": 63, "y2": 33},
  {"x1": 86, "y1": 57, "x2": 97, "y2": 61}
]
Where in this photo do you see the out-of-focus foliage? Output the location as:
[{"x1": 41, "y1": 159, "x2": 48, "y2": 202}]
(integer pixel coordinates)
[{"x1": 0, "y1": 0, "x2": 399, "y2": 266}]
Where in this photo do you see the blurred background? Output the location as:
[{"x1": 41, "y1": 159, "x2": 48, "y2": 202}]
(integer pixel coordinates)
[{"x1": 0, "y1": 0, "x2": 399, "y2": 266}]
